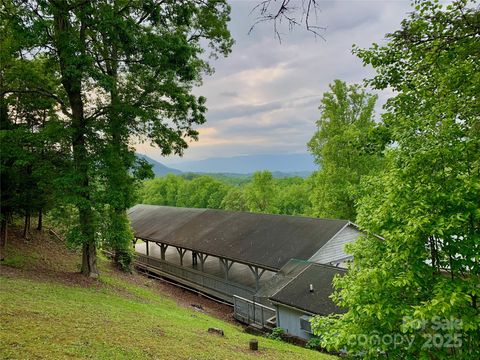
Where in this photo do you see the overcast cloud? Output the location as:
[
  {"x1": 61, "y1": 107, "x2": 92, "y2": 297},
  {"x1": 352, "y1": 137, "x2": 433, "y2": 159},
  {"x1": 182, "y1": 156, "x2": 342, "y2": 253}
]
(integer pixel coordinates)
[{"x1": 136, "y1": 0, "x2": 412, "y2": 164}]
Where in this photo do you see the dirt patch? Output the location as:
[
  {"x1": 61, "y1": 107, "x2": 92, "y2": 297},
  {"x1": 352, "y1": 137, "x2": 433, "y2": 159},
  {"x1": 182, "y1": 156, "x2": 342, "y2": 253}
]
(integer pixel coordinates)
[{"x1": 0, "y1": 226, "x2": 101, "y2": 288}]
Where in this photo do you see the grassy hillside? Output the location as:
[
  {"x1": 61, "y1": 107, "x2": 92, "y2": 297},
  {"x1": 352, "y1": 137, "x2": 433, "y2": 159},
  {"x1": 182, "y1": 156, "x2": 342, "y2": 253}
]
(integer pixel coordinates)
[{"x1": 0, "y1": 227, "x2": 334, "y2": 360}]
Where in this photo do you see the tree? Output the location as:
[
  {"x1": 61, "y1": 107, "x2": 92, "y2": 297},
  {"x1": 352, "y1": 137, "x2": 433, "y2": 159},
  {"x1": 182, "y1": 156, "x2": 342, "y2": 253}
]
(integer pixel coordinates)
[
  {"x1": 312, "y1": 1, "x2": 480, "y2": 358},
  {"x1": 245, "y1": 171, "x2": 277, "y2": 213},
  {"x1": 307, "y1": 79, "x2": 384, "y2": 221},
  {"x1": 276, "y1": 177, "x2": 311, "y2": 216},
  {"x1": 1, "y1": 13, "x2": 67, "y2": 258},
  {"x1": 250, "y1": 0, "x2": 324, "y2": 40},
  {"x1": 220, "y1": 187, "x2": 248, "y2": 211},
  {"x1": 140, "y1": 175, "x2": 186, "y2": 207},
  {"x1": 177, "y1": 176, "x2": 229, "y2": 209},
  {"x1": 6, "y1": 0, "x2": 233, "y2": 276}
]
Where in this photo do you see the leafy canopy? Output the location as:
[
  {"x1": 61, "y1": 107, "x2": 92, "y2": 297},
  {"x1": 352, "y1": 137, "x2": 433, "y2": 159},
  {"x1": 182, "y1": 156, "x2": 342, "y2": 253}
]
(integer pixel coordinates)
[
  {"x1": 312, "y1": 1, "x2": 480, "y2": 358},
  {"x1": 308, "y1": 79, "x2": 384, "y2": 221}
]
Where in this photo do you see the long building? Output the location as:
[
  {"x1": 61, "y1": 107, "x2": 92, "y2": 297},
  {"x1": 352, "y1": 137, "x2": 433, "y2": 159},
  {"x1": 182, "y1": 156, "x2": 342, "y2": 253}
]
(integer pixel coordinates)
[{"x1": 128, "y1": 204, "x2": 362, "y2": 338}]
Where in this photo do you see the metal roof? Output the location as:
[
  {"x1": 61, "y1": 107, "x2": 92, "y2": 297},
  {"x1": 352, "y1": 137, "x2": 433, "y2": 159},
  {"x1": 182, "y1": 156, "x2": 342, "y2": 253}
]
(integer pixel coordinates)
[
  {"x1": 269, "y1": 263, "x2": 346, "y2": 315},
  {"x1": 254, "y1": 259, "x2": 311, "y2": 300},
  {"x1": 128, "y1": 204, "x2": 350, "y2": 271}
]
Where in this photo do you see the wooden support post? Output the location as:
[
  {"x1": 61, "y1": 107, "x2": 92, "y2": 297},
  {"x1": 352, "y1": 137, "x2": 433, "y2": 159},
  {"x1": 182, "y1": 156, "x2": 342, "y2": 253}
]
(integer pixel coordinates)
[
  {"x1": 248, "y1": 266, "x2": 267, "y2": 290},
  {"x1": 219, "y1": 258, "x2": 234, "y2": 280},
  {"x1": 156, "y1": 243, "x2": 168, "y2": 260},
  {"x1": 145, "y1": 240, "x2": 149, "y2": 256},
  {"x1": 199, "y1": 253, "x2": 209, "y2": 272},
  {"x1": 176, "y1": 247, "x2": 187, "y2": 266},
  {"x1": 192, "y1": 251, "x2": 197, "y2": 266},
  {"x1": 161, "y1": 244, "x2": 168, "y2": 260}
]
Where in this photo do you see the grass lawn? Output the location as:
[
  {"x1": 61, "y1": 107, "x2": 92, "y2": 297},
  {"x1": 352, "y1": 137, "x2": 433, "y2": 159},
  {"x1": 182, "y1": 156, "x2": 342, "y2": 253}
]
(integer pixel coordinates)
[{"x1": 0, "y1": 228, "x2": 335, "y2": 360}]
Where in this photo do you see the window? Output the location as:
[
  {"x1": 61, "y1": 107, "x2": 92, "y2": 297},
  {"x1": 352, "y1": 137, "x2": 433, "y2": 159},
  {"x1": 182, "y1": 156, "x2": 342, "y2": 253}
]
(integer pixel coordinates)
[{"x1": 299, "y1": 315, "x2": 312, "y2": 333}]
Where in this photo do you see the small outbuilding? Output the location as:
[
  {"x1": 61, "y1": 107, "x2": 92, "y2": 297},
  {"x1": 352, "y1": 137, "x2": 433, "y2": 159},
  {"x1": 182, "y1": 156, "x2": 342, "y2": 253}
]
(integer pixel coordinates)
[{"x1": 268, "y1": 262, "x2": 346, "y2": 340}]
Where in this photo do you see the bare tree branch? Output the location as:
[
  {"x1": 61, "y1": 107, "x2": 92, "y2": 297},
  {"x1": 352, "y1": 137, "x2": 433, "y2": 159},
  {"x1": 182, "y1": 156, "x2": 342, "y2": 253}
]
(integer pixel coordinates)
[{"x1": 249, "y1": 0, "x2": 326, "y2": 41}]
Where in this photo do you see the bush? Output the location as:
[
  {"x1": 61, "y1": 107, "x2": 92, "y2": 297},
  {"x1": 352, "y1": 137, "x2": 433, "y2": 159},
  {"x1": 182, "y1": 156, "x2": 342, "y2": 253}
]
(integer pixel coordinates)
[
  {"x1": 305, "y1": 336, "x2": 322, "y2": 350},
  {"x1": 113, "y1": 247, "x2": 134, "y2": 272},
  {"x1": 268, "y1": 327, "x2": 285, "y2": 340}
]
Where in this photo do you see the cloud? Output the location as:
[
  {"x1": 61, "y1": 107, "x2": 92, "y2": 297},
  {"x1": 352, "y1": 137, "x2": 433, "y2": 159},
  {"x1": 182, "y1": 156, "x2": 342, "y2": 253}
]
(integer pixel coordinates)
[
  {"x1": 219, "y1": 91, "x2": 239, "y2": 98},
  {"x1": 137, "y1": 0, "x2": 413, "y2": 164},
  {"x1": 206, "y1": 94, "x2": 321, "y2": 123}
]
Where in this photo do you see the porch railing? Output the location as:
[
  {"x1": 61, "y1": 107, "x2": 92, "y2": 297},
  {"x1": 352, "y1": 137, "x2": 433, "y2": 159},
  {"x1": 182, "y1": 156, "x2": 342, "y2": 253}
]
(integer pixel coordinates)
[
  {"x1": 135, "y1": 253, "x2": 256, "y2": 301},
  {"x1": 233, "y1": 295, "x2": 276, "y2": 328}
]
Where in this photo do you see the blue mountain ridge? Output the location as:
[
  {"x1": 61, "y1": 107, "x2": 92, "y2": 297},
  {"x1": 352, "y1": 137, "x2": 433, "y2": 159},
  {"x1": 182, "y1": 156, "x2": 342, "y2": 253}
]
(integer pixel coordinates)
[{"x1": 136, "y1": 153, "x2": 317, "y2": 177}]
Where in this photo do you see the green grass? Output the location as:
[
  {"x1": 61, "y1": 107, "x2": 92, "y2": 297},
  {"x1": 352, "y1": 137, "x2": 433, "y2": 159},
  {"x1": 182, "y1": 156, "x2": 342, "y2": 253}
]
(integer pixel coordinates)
[
  {"x1": 0, "y1": 271, "x2": 334, "y2": 360},
  {"x1": 1, "y1": 254, "x2": 28, "y2": 268}
]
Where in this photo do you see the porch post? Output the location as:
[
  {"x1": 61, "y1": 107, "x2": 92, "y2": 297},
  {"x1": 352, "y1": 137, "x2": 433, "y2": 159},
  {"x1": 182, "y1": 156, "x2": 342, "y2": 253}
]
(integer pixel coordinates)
[
  {"x1": 199, "y1": 253, "x2": 209, "y2": 272},
  {"x1": 176, "y1": 247, "x2": 187, "y2": 266},
  {"x1": 220, "y1": 258, "x2": 234, "y2": 280},
  {"x1": 248, "y1": 266, "x2": 266, "y2": 290},
  {"x1": 160, "y1": 244, "x2": 168, "y2": 260}
]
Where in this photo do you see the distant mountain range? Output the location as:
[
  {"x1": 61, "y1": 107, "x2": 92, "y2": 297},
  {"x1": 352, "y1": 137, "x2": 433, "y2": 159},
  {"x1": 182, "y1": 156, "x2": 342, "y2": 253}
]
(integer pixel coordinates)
[
  {"x1": 136, "y1": 154, "x2": 182, "y2": 176},
  {"x1": 136, "y1": 153, "x2": 317, "y2": 178},
  {"x1": 170, "y1": 153, "x2": 316, "y2": 174}
]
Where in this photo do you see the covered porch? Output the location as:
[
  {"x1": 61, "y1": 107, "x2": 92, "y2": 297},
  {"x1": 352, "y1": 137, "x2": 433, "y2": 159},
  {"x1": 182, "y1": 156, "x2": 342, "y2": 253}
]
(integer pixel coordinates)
[{"x1": 134, "y1": 239, "x2": 275, "y2": 303}]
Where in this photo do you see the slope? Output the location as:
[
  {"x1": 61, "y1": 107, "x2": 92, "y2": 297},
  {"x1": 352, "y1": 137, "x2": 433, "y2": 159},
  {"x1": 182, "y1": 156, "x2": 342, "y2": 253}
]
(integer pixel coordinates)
[{"x1": 0, "y1": 226, "x2": 333, "y2": 360}]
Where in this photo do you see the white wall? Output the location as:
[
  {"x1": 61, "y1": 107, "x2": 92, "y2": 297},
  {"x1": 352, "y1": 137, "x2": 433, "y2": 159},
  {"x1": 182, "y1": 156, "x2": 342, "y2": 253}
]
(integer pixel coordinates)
[
  {"x1": 276, "y1": 305, "x2": 311, "y2": 340},
  {"x1": 308, "y1": 225, "x2": 361, "y2": 266}
]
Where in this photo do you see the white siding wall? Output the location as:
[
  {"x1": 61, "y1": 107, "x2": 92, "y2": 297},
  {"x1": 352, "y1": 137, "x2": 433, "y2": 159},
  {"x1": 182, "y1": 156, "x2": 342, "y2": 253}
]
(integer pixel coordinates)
[
  {"x1": 308, "y1": 225, "x2": 361, "y2": 266},
  {"x1": 276, "y1": 305, "x2": 311, "y2": 340}
]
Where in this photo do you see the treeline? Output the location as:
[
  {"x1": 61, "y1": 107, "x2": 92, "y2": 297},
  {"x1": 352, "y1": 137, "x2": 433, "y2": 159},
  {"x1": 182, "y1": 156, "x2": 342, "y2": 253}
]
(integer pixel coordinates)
[{"x1": 140, "y1": 172, "x2": 313, "y2": 216}]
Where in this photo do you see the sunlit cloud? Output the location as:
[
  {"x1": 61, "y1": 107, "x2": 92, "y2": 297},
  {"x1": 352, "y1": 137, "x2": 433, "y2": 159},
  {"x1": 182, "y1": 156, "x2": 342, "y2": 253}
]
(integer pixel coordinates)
[{"x1": 136, "y1": 0, "x2": 413, "y2": 164}]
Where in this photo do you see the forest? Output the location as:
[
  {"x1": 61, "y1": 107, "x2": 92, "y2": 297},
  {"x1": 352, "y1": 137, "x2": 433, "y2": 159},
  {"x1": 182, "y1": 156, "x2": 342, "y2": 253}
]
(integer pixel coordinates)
[{"x1": 1, "y1": 0, "x2": 479, "y2": 359}]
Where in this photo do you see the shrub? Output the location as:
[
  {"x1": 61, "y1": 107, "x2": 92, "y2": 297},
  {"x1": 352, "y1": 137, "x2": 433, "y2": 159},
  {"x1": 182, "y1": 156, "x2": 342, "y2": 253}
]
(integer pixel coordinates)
[{"x1": 268, "y1": 327, "x2": 285, "y2": 340}]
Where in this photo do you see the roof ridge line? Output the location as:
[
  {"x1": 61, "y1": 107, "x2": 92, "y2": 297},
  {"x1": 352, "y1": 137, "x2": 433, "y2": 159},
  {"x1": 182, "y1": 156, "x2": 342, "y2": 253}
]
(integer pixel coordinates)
[{"x1": 138, "y1": 204, "x2": 351, "y2": 223}]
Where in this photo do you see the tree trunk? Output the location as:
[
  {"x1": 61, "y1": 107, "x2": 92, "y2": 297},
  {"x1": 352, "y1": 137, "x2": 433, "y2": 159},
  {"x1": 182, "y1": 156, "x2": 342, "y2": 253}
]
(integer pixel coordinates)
[
  {"x1": 106, "y1": 50, "x2": 133, "y2": 271},
  {"x1": 23, "y1": 211, "x2": 31, "y2": 240},
  {"x1": 81, "y1": 240, "x2": 98, "y2": 278},
  {"x1": 54, "y1": 4, "x2": 98, "y2": 278},
  {"x1": 0, "y1": 216, "x2": 7, "y2": 261},
  {"x1": 37, "y1": 209, "x2": 43, "y2": 231}
]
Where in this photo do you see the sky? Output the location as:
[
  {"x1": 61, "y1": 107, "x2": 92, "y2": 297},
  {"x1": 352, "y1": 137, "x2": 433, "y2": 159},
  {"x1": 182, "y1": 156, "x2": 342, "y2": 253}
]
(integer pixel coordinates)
[{"x1": 136, "y1": 0, "x2": 413, "y2": 165}]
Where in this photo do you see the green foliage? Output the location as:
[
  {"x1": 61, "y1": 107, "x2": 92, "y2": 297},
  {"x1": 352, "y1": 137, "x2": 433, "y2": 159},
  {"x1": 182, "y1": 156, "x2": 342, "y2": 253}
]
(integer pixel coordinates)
[
  {"x1": 305, "y1": 336, "x2": 322, "y2": 350},
  {"x1": 307, "y1": 79, "x2": 385, "y2": 221},
  {"x1": 101, "y1": 210, "x2": 135, "y2": 272},
  {"x1": 245, "y1": 171, "x2": 278, "y2": 213},
  {"x1": 312, "y1": 1, "x2": 480, "y2": 358},
  {"x1": 0, "y1": 16, "x2": 68, "y2": 246},
  {"x1": 268, "y1": 327, "x2": 285, "y2": 340},
  {"x1": 220, "y1": 187, "x2": 249, "y2": 211},
  {"x1": 276, "y1": 179, "x2": 313, "y2": 216},
  {"x1": 177, "y1": 176, "x2": 229, "y2": 209},
  {"x1": 139, "y1": 171, "x2": 316, "y2": 216},
  {"x1": 3, "y1": 0, "x2": 233, "y2": 274}
]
